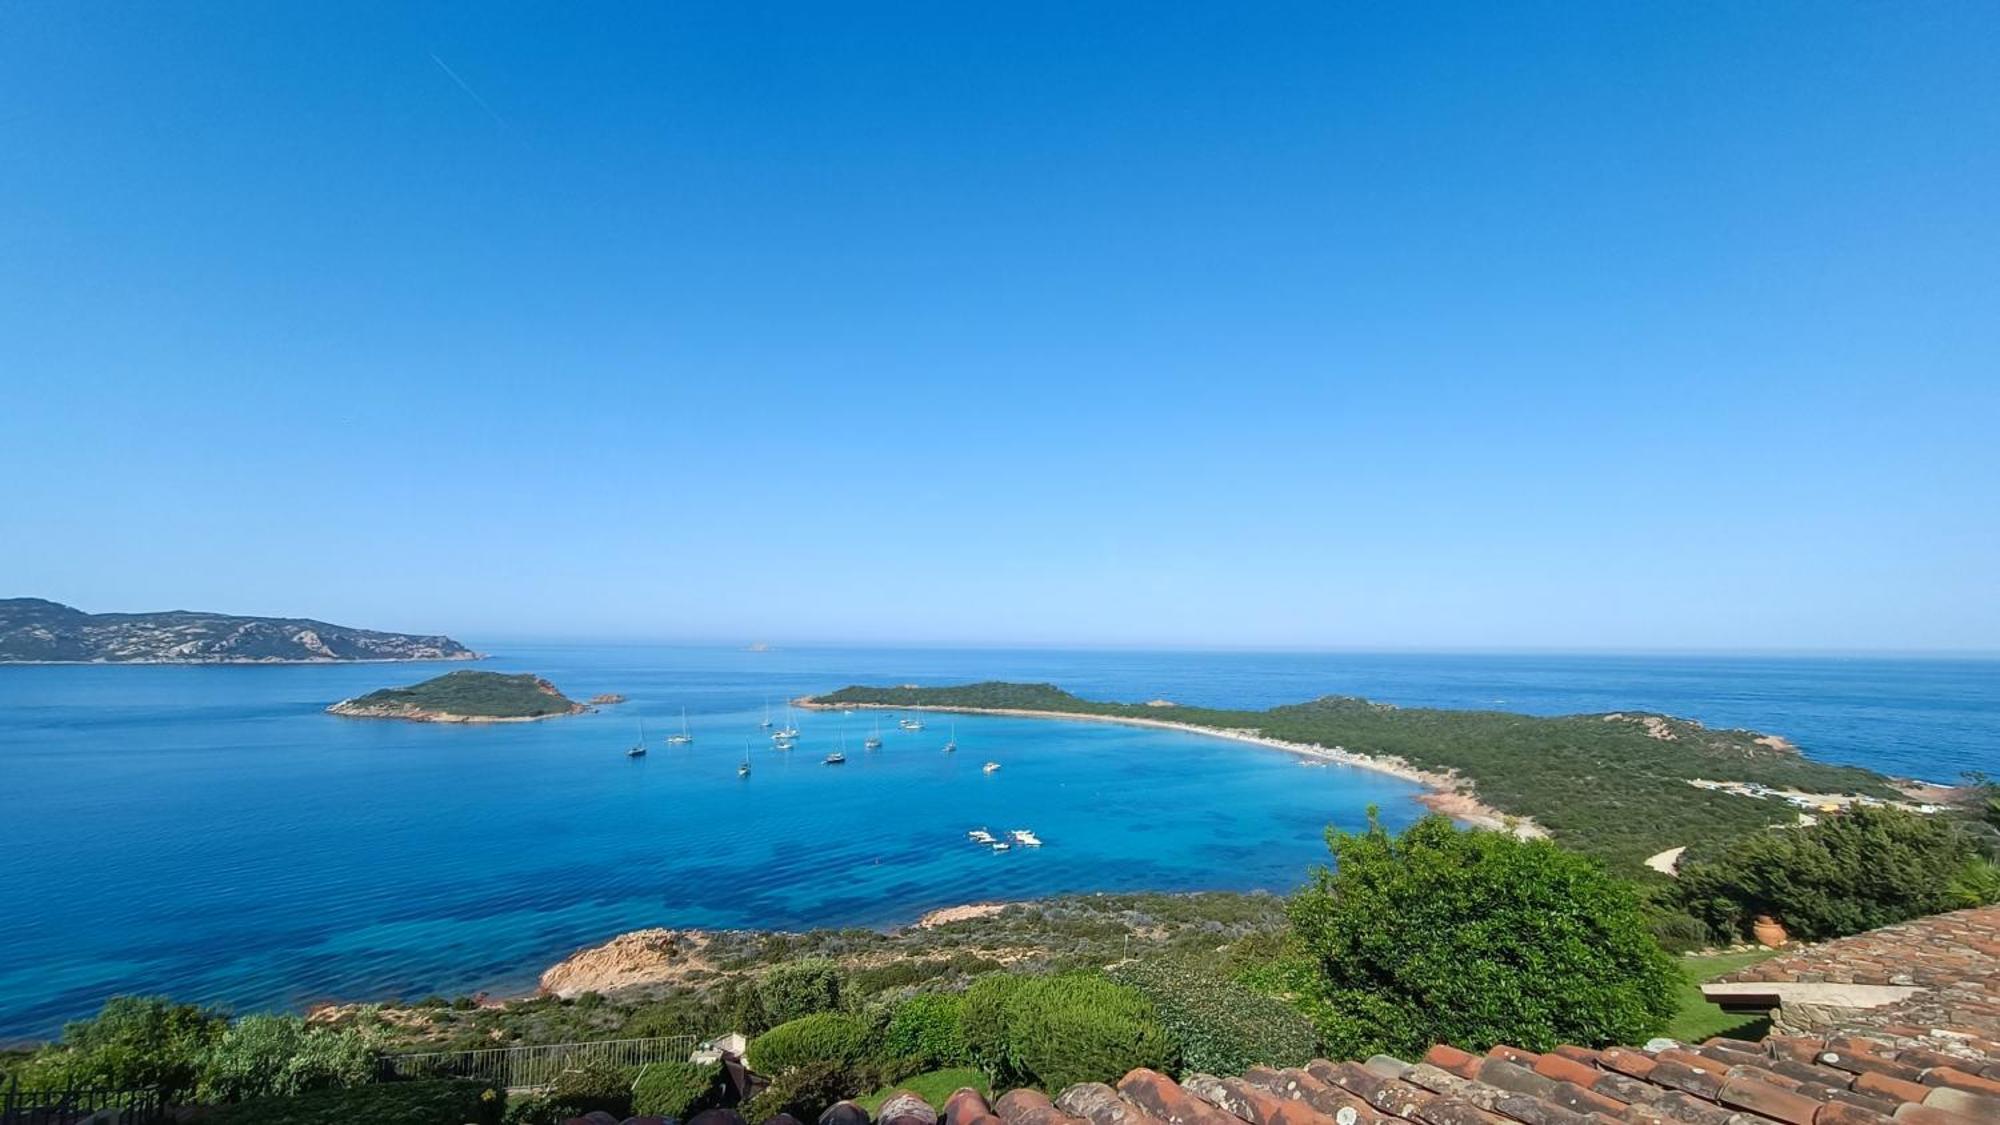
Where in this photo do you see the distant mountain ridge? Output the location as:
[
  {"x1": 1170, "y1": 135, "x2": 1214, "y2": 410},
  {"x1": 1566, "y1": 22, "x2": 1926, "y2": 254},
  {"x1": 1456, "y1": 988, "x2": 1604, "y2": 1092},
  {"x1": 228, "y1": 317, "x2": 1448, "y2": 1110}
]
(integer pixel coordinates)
[{"x1": 0, "y1": 598, "x2": 479, "y2": 664}]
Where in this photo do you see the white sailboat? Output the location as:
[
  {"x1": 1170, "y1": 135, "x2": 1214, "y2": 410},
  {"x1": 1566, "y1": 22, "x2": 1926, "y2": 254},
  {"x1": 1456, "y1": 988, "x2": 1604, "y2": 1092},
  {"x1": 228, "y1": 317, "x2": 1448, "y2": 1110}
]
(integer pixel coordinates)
[
  {"x1": 627, "y1": 721, "x2": 648, "y2": 758},
  {"x1": 760, "y1": 700, "x2": 773, "y2": 729},
  {"x1": 772, "y1": 702, "x2": 800, "y2": 741},
  {"x1": 943, "y1": 723, "x2": 957, "y2": 753},
  {"x1": 864, "y1": 717, "x2": 883, "y2": 751},
  {"x1": 666, "y1": 707, "x2": 695, "y2": 745},
  {"x1": 738, "y1": 742, "x2": 752, "y2": 777}
]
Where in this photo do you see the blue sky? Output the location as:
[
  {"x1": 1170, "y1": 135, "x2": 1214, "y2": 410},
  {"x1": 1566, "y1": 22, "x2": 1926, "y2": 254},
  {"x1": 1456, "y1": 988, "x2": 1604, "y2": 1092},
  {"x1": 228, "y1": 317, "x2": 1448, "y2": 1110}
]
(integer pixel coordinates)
[{"x1": 2, "y1": 3, "x2": 1995, "y2": 650}]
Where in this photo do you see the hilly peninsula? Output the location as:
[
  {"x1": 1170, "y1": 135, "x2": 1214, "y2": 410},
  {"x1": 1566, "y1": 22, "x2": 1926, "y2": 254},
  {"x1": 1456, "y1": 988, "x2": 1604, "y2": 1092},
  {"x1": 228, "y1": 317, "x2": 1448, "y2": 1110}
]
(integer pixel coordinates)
[
  {"x1": 328, "y1": 670, "x2": 586, "y2": 723},
  {"x1": 804, "y1": 681, "x2": 1912, "y2": 871},
  {"x1": 0, "y1": 598, "x2": 478, "y2": 664}
]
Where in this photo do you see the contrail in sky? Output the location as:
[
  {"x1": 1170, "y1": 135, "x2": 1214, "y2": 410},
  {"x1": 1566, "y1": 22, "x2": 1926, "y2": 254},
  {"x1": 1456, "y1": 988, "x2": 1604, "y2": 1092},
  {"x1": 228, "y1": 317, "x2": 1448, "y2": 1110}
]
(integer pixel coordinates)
[{"x1": 428, "y1": 51, "x2": 507, "y2": 127}]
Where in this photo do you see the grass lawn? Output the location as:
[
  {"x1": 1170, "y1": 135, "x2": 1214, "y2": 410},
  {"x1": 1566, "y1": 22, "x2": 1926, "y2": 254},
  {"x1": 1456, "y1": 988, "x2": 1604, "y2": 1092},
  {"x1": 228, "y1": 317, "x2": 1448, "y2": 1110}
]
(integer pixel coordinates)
[
  {"x1": 856, "y1": 1069, "x2": 990, "y2": 1114},
  {"x1": 1665, "y1": 948, "x2": 1777, "y2": 1044}
]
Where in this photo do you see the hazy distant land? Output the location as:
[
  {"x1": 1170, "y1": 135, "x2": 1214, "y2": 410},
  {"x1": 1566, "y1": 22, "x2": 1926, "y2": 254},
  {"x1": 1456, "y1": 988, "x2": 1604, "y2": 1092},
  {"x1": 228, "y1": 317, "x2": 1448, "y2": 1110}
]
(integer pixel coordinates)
[{"x1": 0, "y1": 598, "x2": 478, "y2": 664}]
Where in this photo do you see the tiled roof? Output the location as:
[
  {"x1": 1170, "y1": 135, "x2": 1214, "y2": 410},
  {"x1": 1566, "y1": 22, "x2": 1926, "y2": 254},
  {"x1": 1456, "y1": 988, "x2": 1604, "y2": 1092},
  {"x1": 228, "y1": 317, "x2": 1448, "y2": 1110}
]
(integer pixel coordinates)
[{"x1": 1704, "y1": 905, "x2": 2000, "y2": 1052}]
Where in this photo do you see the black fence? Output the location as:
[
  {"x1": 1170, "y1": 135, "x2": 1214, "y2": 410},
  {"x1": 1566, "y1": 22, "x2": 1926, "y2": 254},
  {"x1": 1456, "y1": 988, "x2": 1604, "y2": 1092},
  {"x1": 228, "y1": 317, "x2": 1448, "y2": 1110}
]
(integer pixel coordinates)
[{"x1": 0, "y1": 1078, "x2": 166, "y2": 1125}]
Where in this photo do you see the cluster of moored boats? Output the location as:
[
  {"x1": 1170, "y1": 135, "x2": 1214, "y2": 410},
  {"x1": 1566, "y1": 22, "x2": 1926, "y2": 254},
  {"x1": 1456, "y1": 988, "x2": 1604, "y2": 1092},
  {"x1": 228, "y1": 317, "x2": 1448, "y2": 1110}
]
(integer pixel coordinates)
[
  {"x1": 623, "y1": 703, "x2": 1003, "y2": 779},
  {"x1": 966, "y1": 827, "x2": 1042, "y2": 852}
]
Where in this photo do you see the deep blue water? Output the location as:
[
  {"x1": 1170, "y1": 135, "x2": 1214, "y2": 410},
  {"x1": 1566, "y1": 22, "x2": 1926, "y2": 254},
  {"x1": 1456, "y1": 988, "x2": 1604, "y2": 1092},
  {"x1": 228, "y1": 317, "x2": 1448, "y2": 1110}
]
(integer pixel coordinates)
[{"x1": 0, "y1": 646, "x2": 1993, "y2": 1039}]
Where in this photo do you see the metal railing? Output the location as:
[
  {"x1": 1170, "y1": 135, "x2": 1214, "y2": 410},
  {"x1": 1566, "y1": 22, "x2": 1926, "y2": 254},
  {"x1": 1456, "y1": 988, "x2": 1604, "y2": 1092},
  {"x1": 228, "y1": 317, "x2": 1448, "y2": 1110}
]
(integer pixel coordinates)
[
  {"x1": 0, "y1": 1078, "x2": 166, "y2": 1125},
  {"x1": 381, "y1": 1034, "x2": 700, "y2": 1089}
]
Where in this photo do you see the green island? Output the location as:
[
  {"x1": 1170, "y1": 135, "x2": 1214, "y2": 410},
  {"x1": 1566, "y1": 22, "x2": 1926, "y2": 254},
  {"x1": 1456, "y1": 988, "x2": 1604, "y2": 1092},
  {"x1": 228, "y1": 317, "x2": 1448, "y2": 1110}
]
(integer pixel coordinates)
[
  {"x1": 804, "y1": 681, "x2": 1908, "y2": 871},
  {"x1": 326, "y1": 670, "x2": 587, "y2": 723}
]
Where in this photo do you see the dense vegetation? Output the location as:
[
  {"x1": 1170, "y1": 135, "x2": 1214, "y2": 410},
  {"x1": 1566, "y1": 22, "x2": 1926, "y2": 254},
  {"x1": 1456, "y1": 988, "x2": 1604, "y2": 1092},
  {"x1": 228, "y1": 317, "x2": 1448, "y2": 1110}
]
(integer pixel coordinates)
[
  {"x1": 811, "y1": 682, "x2": 1904, "y2": 869},
  {"x1": 333, "y1": 670, "x2": 581, "y2": 719},
  {"x1": 1260, "y1": 814, "x2": 1680, "y2": 1056},
  {"x1": 632, "y1": 1060, "x2": 726, "y2": 1119},
  {"x1": 205, "y1": 1080, "x2": 502, "y2": 1125},
  {"x1": 1676, "y1": 804, "x2": 2000, "y2": 940},
  {"x1": 962, "y1": 972, "x2": 1172, "y2": 1092},
  {"x1": 1108, "y1": 959, "x2": 1316, "y2": 1076}
]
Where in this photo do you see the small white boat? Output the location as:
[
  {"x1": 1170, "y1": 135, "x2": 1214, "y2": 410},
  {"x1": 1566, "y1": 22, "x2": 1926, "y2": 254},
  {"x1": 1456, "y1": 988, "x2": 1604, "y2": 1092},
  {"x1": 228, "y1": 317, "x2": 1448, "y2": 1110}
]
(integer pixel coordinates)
[
  {"x1": 627, "y1": 721, "x2": 648, "y2": 757},
  {"x1": 824, "y1": 752, "x2": 846, "y2": 765},
  {"x1": 864, "y1": 717, "x2": 883, "y2": 750},
  {"x1": 968, "y1": 828, "x2": 996, "y2": 844},
  {"x1": 773, "y1": 736, "x2": 794, "y2": 750},
  {"x1": 982, "y1": 761, "x2": 1001, "y2": 774},
  {"x1": 992, "y1": 841, "x2": 1011, "y2": 852},
  {"x1": 943, "y1": 722, "x2": 957, "y2": 753},
  {"x1": 760, "y1": 701, "x2": 773, "y2": 729},
  {"x1": 665, "y1": 707, "x2": 695, "y2": 745},
  {"x1": 738, "y1": 743, "x2": 752, "y2": 777},
  {"x1": 898, "y1": 717, "x2": 923, "y2": 731},
  {"x1": 773, "y1": 703, "x2": 800, "y2": 740},
  {"x1": 1009, "y1": 829, "x2": 1041, "y2": 847}
]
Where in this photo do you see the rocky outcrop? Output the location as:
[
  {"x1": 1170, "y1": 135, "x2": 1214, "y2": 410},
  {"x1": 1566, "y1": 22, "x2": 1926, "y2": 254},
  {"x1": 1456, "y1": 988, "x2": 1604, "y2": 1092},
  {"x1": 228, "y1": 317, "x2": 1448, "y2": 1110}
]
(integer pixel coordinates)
[{"x1": 539, "y1": 928, "x2": 718, "y2": 996}]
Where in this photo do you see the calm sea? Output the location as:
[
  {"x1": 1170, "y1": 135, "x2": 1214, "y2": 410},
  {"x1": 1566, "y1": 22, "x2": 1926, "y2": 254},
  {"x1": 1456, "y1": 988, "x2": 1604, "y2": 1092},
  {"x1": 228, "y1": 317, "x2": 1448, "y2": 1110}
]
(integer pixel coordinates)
[{"x1": 0, "y1": 646, "x2": 1993, "y2": 1039}]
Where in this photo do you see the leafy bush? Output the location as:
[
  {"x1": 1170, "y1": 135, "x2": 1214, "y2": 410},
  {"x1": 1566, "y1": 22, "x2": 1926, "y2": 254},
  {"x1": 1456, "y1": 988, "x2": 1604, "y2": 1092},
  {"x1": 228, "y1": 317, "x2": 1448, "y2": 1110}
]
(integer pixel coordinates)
[
  {"x1": 1645, "y1": 908, "x2": 1715, "y2": 955},
  {"x1": 961, "y1": 972, "x2": 1170, "y2": 1091},
  {"x1": 12, "y1": 997, "x2": 229, "y2": 1101},
  {"x1": 747, "y1": 1013, "x2": 871, "y2": 1075},
  {"x1": 503, "y1": 1061, "x2": 634, "y2": 1124},
  {"x1": 1286, "y1": 814, "x2": 1679, "y2": 1056},
  {"x1": 742, "y1": 1060, "x2": 863, "y2": 1123},
  {"x1": 1677, "y1": 805, "x2": 2000, "y2": 940},
  {"x1": 632, "y1": 1060, "x2": 726, "y2": 1119},
  {"x1": 206, "y1": 1079, "x2": 503, "y2": 1125},
  {"x1": 883, "y1": 994, "x2": 969, "y2": 1070},
  {"x1": 200, "y1": 1015, "x2": 378, "y2": 1102},
  {"x1": 759, "y1": 959, "x2": 845, "y2": 1025},
  {"x1": 1110, "y1": 959, "x2": 1315, "y2": 1075}
]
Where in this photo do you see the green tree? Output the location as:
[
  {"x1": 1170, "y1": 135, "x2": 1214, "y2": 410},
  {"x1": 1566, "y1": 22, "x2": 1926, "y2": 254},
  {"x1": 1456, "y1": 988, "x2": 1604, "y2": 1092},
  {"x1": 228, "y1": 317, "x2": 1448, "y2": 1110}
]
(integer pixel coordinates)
[
  {"x1": 1110, "y1": 959, "x2": 1316, "y2": 1076},
  {"x1": 758, "y1": 960, "x2": 845, "y2": 1026},
  {"x1": 17, "y1": 996, "x2": 228, "y2": 1100},
  {"x1": 199, "y1": 1015, "x2": 378, "y2": 1102},
  {"x1": 1677, "y1": 804, "x2": 2000, "y2": 940},
  {"x1": 1284, "y1": 814, "x2": 1679, "y2": 1056}
]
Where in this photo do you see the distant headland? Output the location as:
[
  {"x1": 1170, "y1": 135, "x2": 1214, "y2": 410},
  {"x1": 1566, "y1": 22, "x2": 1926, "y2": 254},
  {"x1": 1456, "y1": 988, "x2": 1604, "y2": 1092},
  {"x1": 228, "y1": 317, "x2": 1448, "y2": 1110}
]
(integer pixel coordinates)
[
  {"x1": 327, "y1": 669, "x2": 585, "y2": 723},
  {"x1": 0, "y1": 598, "x2": 479, "y2": 664}
]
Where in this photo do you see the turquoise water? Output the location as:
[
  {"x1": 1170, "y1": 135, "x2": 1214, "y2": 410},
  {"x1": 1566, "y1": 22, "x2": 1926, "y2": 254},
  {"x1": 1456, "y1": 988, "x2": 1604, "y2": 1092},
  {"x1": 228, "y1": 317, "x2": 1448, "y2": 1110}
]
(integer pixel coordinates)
[{"x1": 1, "y1": 646, "x2": 1993, "y2": 1039}]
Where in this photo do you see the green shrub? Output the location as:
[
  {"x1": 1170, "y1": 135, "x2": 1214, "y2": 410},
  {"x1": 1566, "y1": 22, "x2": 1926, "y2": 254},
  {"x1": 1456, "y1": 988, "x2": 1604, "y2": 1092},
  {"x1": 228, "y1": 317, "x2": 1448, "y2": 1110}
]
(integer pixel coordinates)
[
  {"x1": 742, "y1": 1060, "x2": 863, "y2": 1123},
  {"x1": 759, "y1": 959, "x2": 846, "y2": 1025},
  {"x1": 14, "y1": 996, "x2": 228, "y2": 1101},
  {"x1": 1110, "y1": 959, "x2": 1315, "y2": 1076},
  {"x1": 632, "y1": 1060, "x2": 726, "y2": 1118},
  {"x1": 200, "y1": 1015, "x2": 378, "y2": 1102},
  {"x1": 1287, "y1": 814, "x2": 1680, "y2": 1056},
  {"x1": 883, "y1": 994, "x2": 969, "y2": 1070},
  {"x1": 961, "y1": 972, "x2": 1170, "y2": 1091},
  {"x1": 1646, "y1": 908, "x2": 1715, "y2": 955},
  {"x1": 747, "y1": 1013, "x2": 871, "y2": 1075},
  {"x1": 206, "y1": 1079, "x2": 503, "y2": 1125},
  {"x1": 1678, "y1": 805, "x2": 2000, "y2": 941},
  {"x1": 503, "y1": 1060, "x2": 633, "y2": 1124}
]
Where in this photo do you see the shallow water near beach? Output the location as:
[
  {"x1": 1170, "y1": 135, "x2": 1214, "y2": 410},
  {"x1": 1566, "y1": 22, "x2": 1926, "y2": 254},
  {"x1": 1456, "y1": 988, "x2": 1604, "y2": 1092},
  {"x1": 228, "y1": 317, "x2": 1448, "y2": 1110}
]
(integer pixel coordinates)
[{"x1": 0, "y1": 645, "x2": 1993, "y2": 1038}]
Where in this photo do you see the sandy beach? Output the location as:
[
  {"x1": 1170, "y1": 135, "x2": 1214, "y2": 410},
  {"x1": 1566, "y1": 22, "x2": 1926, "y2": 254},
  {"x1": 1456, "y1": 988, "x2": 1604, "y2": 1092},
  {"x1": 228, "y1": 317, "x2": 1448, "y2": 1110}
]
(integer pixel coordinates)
[{"x1": 796, "y1": 698, "x2": 1544, "y2": 838}]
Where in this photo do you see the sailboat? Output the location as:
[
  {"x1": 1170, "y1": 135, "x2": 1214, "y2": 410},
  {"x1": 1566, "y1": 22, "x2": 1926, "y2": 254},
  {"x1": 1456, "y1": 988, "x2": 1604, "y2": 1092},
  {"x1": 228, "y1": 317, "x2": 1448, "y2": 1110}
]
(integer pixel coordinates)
[
  {"x1": 760, "y1": 700, "x2": 773, "y2": 729},
  {"x1": 943, "y1": 723, "x2": 957, "y2": 753},
  {"x1": 627, "y1": 721, "x2": 648, "y2": 758},
  {"x1": 738, "y1": 742, "x2": 752, "y2": 777},
  {"x1": 666, "y1": 707, "x2": 695, "y2": 745},
  {"x1": 772, "y1": 702, "x2": 800, "y2": 741},
  {"x1": 863, "y1": 717, "x2": 883, "y2": 751},
  {"x1": 824, "y1": 733, "x2": 848, "y2": 764}
]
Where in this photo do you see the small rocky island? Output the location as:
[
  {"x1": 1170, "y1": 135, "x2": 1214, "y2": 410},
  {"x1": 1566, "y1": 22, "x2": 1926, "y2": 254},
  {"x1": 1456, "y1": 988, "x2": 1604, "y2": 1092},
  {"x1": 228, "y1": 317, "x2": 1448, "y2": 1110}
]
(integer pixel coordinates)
[
  {"x1": 0, "y1": 598, "x2": 478, "y2": 663},
  {"x1": 328, "y1": 670, "x2": 586, "y2": 723}
]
